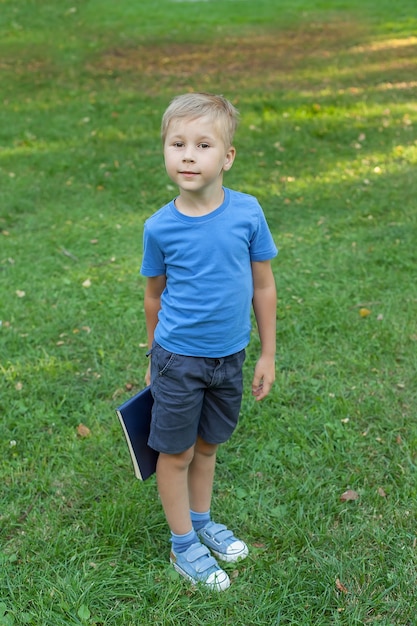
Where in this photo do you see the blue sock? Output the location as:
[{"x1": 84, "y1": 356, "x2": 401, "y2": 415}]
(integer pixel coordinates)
[
  {"x1": 190, "y1": 509, "x2": 211, "y2": 532},
  {"x1": 171, "y1": 529, "x2": 198, "y2": 554}
]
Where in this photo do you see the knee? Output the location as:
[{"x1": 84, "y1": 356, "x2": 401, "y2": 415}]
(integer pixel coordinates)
[
  {"x1": 159, "y1": 447, "x2": 195, "y2": 472},
  {"x1": 194, "y1": 437, "x2": 218, "y2": 458}
]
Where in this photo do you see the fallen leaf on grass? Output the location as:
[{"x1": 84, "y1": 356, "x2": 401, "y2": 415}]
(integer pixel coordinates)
[
  {"x1": 112, "y1": 387, "x2": 124, "y2": 400},
  {"x1": 340, "y1": 489, "x2": 359, "y2": 502},
  {"x1": 359, "y1": 308, "x2": 371, "y2": 317},
  {"x1": 378, "y1": 487, "x2": 387, "y2": 497},
  {"x1": 61, "y1": 247, "x2": 78, "y2": 261},
  {"x1": 82, "y1": 278, "x2": 92, "y2": 288},
  {"x1": 336, "y1": 578, "x2": 349, "y2": 593},
  {"x1": 77, "y1": 423, "x2": 91, "y2": 438},
  {"x1": 16, "y1": 290, "x2": 26, "y2": 298}
]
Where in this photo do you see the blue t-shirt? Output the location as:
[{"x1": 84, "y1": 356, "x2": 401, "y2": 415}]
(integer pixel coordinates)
[{"x1": 140, "y1": 187, "x2": 278, "y2": 357}]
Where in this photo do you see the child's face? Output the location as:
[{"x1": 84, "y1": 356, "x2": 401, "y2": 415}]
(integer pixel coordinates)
[{"x1": 163, "y1": 115, "x2": 235, "y2": 195}]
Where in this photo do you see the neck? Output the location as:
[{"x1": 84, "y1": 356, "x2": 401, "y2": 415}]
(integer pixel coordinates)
[{"x1": 175, "y1": 187, "x2": 225, "y2": 217}]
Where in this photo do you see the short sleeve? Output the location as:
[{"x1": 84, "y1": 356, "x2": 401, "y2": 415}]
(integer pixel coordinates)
[
  {"x1": 140, "y1": 222, "x2": 166, "y2": 277},
  {"x1": 249, "y1": 206, "x2": 278, "y2": 261}
]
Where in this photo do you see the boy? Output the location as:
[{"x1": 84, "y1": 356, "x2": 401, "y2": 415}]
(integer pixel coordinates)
[{"x1": 141, "y1": 93, "x2": 277, "y2": 591}]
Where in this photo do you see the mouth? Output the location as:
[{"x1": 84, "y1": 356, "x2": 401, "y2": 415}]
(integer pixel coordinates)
[{"x1": 180, "y1": 171, "x2": 198, "y2": 176}]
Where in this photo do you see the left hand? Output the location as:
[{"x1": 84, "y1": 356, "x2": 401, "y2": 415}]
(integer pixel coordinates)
[{"x1": 251, "y1": 355, "x2": 275, "y2": 401}]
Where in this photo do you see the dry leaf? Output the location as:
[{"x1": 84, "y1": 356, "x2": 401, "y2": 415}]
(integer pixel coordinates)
[
  {"x1": 77, "y1": 423, "x2": 91, "y2": 438},
  {"x1": 378, "y1": 487, "x2": 387, "y2": 497},
  {"x1": 82, "y1": 278, "x2": 92, "y2": 288},
  {"x1": 16, "y1": 290, "x2": 26, "y2": 298},
  {"x1": 112, "y1": 387, "x2": 124, "y2": 399},
  {"x1": 359, "y1": 308, "x2": 371, "y2": 317},
  {"x1": 340, "y1": 489, "x2": 359, "y2": 502},
  {"x1": 336, "y1": 578, "x2": 348, "y2": 593}
]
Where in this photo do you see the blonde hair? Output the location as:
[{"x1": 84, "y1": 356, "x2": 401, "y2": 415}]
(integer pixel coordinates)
[{"x1": 161, "y1": 92, "x2": 239, "y2": 147}]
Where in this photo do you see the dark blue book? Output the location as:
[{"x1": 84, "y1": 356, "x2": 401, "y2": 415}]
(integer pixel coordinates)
[{"x1": 116, "y1": 386, "x2": 158, "y2": 480}]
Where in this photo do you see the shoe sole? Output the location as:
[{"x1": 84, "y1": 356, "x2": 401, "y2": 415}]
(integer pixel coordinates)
[{"x1": 210, "y1": 545, "x2": 249, "y2": 563}]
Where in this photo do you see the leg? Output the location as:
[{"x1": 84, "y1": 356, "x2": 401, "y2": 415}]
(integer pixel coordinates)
[
  {"x1": 188, "y1": 436, "x2": 218, "y2": 514},
  {"x1": 156, "y1": 446, "x2": 195, "y2": 535},
  {"x1": 188, "y1": 436, "x2": 249, "y2": 564},
  {"x1": 157, "y1": 442, "x2": 230, "y2": 591}
]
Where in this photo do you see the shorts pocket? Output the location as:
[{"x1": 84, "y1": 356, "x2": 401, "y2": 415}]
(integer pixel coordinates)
[{"x1": 152, "y1": 343, "x2": 177, "y2": 377}]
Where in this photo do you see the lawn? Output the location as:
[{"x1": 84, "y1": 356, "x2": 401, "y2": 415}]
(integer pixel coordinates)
[{"x1": 1, "y1": 0, "x2": 417, "y2": 624}]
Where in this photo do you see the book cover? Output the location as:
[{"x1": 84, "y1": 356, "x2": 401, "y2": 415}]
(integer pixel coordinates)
[{"x1": 116, "y1": 386, "x2": 158, "y2": 481}]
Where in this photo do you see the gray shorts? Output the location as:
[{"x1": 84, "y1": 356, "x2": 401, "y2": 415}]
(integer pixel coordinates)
[{"x1": 148, "y1": 342, "x2": 246, "y2": 454}]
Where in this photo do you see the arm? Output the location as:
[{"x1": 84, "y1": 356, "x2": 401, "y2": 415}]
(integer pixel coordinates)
[
  {"x1": 251, "y1": 260, "x2": 277, "y2": 401},
  {"x1": 144, "y1": 274, "x2": 166, "y2": 385}
]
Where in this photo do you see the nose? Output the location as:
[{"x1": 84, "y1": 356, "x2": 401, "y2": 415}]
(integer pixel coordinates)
[{"x1": 182, "y1": 146, "x2": 195, "y2": 162}]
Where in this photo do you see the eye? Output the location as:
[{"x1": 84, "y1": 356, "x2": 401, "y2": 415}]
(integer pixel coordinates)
[
  {"x1": 199, "y1": 143, "x2": 210, "y2": 149},
  {"x1": 173, "y1": 141, "x2": 184, "y2": 148}
]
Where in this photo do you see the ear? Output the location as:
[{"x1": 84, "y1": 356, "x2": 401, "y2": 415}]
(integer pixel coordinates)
[{"x1": 223, "y1": 146, "x2": 236, "y2": 172}]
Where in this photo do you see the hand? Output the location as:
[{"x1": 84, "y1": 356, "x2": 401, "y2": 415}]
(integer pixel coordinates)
[
  {"x1": 144, "y1": 361, "x2": 151, "y2": 387},
  {"x1": 251, "y1": 355, "x2": 275, "y2": 401}
]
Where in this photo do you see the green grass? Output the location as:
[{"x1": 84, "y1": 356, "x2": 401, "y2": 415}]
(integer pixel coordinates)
[{"x1": 1, "y1": 0, "x2": 417, "y2": 624}]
